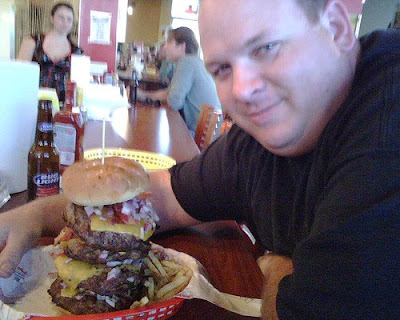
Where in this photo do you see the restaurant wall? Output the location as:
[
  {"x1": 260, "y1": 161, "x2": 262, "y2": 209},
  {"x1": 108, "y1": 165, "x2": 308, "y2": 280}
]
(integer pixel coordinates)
[
  {"x1": 341, "y1": 0, "x2": 363, "y2": 14},
  {"x1": 0, "y1": 0, "x2": 15, "y2": 59},
  {"x1": 79, "y1": 0, "x2": 119, "y2": 72},
  {"x1": 159, "y1": 0, "x2": 172, "y2": 42},
  {"x1": 125, "y1": 0, "x2": 162, "y2": 45},
  {"x1": 359, "y1": 0, "x2": 399, "y2": 36}
]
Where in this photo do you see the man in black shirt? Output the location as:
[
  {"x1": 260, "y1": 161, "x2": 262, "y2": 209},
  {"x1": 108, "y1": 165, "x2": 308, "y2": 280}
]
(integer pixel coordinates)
[{"x1": 0, "y1": 0, "x2": 399, "y2": 319}]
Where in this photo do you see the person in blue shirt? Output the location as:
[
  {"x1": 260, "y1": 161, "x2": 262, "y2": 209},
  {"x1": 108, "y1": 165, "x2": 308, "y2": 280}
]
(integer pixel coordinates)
[{"x1": 139, "y1": 27, "x2": 221, "y2": 135}]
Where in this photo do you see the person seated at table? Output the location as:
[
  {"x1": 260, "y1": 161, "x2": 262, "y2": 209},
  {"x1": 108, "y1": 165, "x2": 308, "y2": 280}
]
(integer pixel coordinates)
[
  {"x1": 1, "y1": 1, "x2": 399, "y2": 319},
  {"x1": 138, "y1": 27, "x2": 221, "y2": 135},
  {"x1": 155, "y1": 43, "x2": 176, "y2": 86},
  {"x1": 17, "y1": 2, "x2": 83, "y2": 105}
]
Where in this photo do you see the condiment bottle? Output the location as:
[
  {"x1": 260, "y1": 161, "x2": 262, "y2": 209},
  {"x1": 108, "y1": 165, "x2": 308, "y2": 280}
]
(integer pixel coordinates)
[
  {"x1": 53, "y1": 81, "x2": 85, "y2": 173},
  {"x1": 27, "y1": 99, "x2": 60, "y2": 201}
]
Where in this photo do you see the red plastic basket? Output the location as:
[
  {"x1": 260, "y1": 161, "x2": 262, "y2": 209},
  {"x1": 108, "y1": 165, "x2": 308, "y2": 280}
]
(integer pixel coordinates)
[{"x1": 26, "y1": 297, "x2": 185, "y2": 320}]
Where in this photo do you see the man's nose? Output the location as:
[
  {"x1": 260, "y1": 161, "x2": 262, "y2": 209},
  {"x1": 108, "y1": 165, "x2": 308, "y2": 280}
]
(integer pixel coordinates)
[{"x1": 231, "y1": 65, "x2": 264, "y2": 102}]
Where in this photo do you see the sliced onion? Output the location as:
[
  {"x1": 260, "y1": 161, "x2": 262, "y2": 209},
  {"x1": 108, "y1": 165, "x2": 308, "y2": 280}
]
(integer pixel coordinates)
[
  {"x1": 64, "y1": 257, "x2": 73, "y2": 264},
  {"x1": 121, "y1": 201, "x2": 132, "y2": 215},
  {"x1": 106, "y1": 207, "x2": 114, "y2": 217},
  {"x1": 105, "y1": 296, "x2": 116, "y2": 308},
  {"x1": 97, "y1": 294, "x2": 106, "y2": 301},
  {"x1": 106, "y1": 261, "x2": 122, "y2": 267},
  {"x1": 122, "y1": 259, "x2": 133, "y2": 265},
  {"x1": 84, "y1": 206, "x2": 94, "y2": 216},
  {"x1": 140, "y1": 226, "x2": 145, "y2": 239},
  {"x1": 106, "y1": 267, "x2": 121, "y2": 282},
  {"x1": 98, "y1": 250, "x2": 109, "y2": 263}
]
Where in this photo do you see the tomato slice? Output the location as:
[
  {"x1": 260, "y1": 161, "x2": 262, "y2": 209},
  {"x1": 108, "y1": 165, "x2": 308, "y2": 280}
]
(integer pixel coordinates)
[{"x1": 114, "y1": 209, "x2": 139, "y2": 225}]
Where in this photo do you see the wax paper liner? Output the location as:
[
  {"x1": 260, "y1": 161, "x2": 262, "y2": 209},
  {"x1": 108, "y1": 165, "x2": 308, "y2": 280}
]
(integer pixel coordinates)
[{"x1": 0, "y1": 244, "x2": 261, "y2": 319}]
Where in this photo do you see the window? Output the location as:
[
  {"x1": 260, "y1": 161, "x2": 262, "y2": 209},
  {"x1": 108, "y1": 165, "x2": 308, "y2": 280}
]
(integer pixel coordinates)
[{"x1": 170, "y1": 0, "x2": 201, "y2": 57}]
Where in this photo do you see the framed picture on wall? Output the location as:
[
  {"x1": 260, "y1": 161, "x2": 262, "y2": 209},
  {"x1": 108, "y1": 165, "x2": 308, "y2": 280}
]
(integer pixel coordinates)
[{"x1": 171, "y1": 0, "x2": 199, "y2": 20}]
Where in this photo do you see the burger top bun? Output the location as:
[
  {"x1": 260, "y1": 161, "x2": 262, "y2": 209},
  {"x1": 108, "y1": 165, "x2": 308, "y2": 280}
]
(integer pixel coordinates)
[{"x1": 62, "y1": 157, "x2": 149, "y2": 206}]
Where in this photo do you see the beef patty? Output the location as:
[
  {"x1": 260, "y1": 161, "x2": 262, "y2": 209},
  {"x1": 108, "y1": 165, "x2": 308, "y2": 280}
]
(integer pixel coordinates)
[
  {"x1": 48, "y1": 278, "x2": 143, "y2": 315},
  {"x1": 63, "y1": 203, "x2": 151, "y2": 252},
  {"x1": 78, "y1": 266, "x2": 143, "y2": 296},
  {"x1": 62, "y1": 237, "x2": 147, "y2": 265}
]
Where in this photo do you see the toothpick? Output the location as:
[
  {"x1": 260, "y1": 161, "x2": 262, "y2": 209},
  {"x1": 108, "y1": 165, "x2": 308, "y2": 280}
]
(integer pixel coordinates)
[{"x1": 102, "y1": 117, "x2": 106, "y2": 164}]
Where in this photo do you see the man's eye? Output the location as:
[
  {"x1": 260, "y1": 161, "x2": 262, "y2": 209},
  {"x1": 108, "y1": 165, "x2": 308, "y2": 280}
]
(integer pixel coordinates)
[
  {"x1": 252, "y1": 42, "x2": 279, "y2": 59},
  {"x1": 211, "y1": 64, "x2": 231, "y2": 79}
]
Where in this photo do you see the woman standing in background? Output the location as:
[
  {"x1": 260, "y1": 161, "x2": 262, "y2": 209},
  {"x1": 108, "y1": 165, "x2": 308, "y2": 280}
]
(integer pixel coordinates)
[{"x1": 17, "y1": 2, "x2": 82, "y2": 105}]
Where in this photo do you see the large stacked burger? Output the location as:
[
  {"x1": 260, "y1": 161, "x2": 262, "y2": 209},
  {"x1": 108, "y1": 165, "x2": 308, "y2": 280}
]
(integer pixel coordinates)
[{"x1": 48, "y1": 157, "x2": 159, "y2": 314}]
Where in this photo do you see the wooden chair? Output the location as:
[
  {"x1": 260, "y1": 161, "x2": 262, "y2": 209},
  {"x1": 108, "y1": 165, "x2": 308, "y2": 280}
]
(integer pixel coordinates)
[
  {"x1": 218, "y1": 118, "x2": 233, "y2": 136},
  {"x1": 194, "y1": 104, "x2": 223, "y2": 152}
]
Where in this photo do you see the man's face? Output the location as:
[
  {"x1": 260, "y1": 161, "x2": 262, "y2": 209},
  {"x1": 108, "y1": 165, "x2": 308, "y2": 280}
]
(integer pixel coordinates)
[
  {"x1": 164, "y1": 38, "x2": 185, "y2": 62},
  {"x1": 200, "y1": 0, "x2": 351, "y2": 156}
]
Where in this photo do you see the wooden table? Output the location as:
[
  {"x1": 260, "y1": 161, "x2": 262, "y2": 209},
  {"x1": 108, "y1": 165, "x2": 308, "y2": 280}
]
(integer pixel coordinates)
[
  {"x1": 153, "y1": 221, "x2": 264, "y2": 319},
  {"x1": 0, "y1": 103, "x2": 199, "y2": 212},
  {"x1": 83, "y1": 103, "x2": 198, "y2": 163},
  {"x1": 1, "y1": 103, "x2": 264, "y2": 319}
]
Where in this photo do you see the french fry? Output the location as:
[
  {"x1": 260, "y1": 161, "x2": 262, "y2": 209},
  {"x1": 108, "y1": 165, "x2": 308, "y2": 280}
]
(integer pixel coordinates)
[
  {"x1": 148, "y1": 251, "x2": 167, "y2": 277},
  {"x1": 144, "y1": 257, "x2": 160, "y2": 275},
  {"x1": 132, "y1": 249, "x2": 193, "y2": 309},
  {"x1": 130, "y1": 296, "x2": 150, "y2": 309},
  {"x1": 147, "y1": 276, "x2": 155, "y2": 299},
  {"x1": 155, "y1": 269, "x2": 188, "y2": 298},
  {"x1": 155, "y1": 272, "x2": 191, "y2": 300},
  {"x1": 161, "y1": 260, "x2": 182, "y2": 270}
]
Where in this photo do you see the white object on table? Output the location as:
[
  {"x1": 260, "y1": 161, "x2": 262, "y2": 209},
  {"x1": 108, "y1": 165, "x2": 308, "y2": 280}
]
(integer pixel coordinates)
[
  {"x1": 0, "y1": 60, "x2": 39, "y2": 193},
  {"x1": 82, "y1": 83, "x2": 130, "y2": 121}
]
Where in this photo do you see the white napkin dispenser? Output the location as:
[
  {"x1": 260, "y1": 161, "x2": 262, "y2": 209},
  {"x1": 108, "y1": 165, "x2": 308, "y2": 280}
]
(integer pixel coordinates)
[{"x1": 0, "y1": 60, "x2": 40, "y2": 194}]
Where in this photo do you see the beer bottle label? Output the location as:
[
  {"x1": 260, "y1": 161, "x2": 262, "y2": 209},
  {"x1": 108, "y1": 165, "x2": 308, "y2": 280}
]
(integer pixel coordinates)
[
  {"x1": 32, "y1": 172, "x2": 60, "y2": 197},
  {"x1": 38, "y1": 122, "x2": 53, "y2": 133},
  {"x1": 54, "y1": 123, "x2": 77, "y2": 166}
]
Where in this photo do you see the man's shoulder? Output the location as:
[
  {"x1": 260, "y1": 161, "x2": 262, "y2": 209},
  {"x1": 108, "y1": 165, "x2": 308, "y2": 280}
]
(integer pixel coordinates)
[
  {"x1": 359, "y1": 30, "x2": 400, "y2": 68},
  {"x1": 223, "y1": 124, "x2": 269, "y2": 157},
  {"x1": 178, "y1": 54, "x2": 202, "y2": 67}
]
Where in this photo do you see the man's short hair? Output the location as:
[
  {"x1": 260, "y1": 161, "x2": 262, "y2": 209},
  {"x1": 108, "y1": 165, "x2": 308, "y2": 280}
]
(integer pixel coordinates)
[
  {"x1": 168, "y1": 27, "x2": 199, "y2": 55},
  {"x1": 296, "y1": 0, "x2": 328, "y2": 23}
]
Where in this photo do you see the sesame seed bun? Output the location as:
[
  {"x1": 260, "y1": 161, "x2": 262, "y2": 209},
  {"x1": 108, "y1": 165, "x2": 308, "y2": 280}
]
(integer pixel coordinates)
[{"x1": 62, "y1": 157, "x2": 149, "y2": 206}]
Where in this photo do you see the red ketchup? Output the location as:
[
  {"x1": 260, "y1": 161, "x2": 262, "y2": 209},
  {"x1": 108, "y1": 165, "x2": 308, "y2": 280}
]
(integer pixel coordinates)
[{"x1": 53, "y1": 81, "x2": 85, "y2": 174}]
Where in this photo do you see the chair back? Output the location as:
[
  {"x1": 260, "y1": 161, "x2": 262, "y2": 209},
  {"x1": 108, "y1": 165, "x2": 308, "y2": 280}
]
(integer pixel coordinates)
[
  {"x1": 195, "y1": 104, "x2": 223, "y2": 151},
  {"x1": 218, "y1": 118, "x2": 233, "y2": 137}
]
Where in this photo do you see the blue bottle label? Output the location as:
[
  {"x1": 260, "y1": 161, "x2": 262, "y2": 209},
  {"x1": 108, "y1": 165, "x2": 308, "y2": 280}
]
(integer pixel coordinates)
[
  {"x1": 33, "y1": 173, "x2": 60, "y2": 197},
  {"x1": 38, "y1": 122, "x2": 53, "y2": 132}
]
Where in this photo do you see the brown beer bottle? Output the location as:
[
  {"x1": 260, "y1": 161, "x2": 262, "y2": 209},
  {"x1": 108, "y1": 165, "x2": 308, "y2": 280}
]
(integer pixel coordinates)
[{"x1": 27, "y1": 99, "x2": 60, "y2": 201}]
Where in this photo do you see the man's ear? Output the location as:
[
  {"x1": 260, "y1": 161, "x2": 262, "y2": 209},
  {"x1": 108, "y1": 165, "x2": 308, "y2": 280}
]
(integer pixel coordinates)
[
  {"x1": 321, "y1": 0, "x2": 356, "y2": 52},
  {"x1": 180, "y1": 42, "x2": 187, "y2": 55}
]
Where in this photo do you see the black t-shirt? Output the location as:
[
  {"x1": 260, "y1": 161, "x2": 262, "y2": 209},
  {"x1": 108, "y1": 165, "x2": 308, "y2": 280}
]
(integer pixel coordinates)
[{"x1": 170, "y1": 30, "x2": 400, "y2": 319}]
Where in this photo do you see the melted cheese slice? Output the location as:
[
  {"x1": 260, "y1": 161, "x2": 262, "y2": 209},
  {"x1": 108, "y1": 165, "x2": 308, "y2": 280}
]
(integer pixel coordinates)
[
  {"x1": 90, "y1": 215, "x2": 154, "y2": 241},
  {"x1": 54, "y1": 255, "x2": 103, "y2": 297}
]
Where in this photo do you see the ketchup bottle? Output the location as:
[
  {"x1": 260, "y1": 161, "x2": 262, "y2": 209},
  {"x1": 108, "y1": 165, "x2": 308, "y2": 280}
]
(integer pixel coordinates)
[{"x1": 53, "y1": 81, "x2": 85, "y2": 173}]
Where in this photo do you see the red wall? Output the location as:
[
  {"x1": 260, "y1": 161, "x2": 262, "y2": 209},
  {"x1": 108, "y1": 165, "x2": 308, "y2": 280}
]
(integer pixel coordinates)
[
  {"x1": 341, "y1": 0, "x2": 364, "y2": 14},
  {"x1": 79, "y1": 0, "x2": 119, "y2": 72}
]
